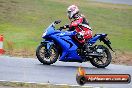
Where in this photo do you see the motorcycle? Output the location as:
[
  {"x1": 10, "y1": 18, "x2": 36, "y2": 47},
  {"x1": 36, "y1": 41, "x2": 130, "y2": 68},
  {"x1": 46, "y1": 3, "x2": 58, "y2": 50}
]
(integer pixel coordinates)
[{"x1": 36, "y1": 20, "x2": 114, "y2": 68}]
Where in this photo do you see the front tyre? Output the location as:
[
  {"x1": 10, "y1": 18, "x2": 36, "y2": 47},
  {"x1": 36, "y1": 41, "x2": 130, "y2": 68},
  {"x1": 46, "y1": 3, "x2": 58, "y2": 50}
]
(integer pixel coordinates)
[
  {"x1": 36, "y1": 44, "x2": 59, "y2": 65},
  {"x1": 90, "y1": 45, "x2": 112, "y2": 68}
]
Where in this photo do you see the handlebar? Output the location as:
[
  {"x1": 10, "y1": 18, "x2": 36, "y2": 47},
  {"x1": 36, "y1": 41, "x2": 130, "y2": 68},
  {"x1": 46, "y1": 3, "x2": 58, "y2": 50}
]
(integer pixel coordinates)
[
  {"x1": 58, "y1": 28, "x2": 63, "y2": 31},
  {"x1": 54, "y1": 20, "x2": 70, "y2": 31}
]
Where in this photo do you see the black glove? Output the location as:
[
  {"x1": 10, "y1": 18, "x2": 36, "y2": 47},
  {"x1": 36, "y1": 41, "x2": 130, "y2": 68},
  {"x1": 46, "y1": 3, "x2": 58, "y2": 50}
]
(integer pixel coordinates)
[
  {"x1": 60, "y1": 24, "x2": 69, "y2": 29},
  {"x1": 65, "y1": 24, "x2": 69, "y2": 28},
  {"x1": 60, "y1": 26, "x2": 65, "y2": 29}
]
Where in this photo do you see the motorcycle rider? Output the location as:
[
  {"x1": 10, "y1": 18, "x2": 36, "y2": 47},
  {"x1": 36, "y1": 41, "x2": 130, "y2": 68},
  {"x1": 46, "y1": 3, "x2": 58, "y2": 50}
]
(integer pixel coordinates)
[{"x1": 61, "y1": 5, "x2": 92, "y2": 52}]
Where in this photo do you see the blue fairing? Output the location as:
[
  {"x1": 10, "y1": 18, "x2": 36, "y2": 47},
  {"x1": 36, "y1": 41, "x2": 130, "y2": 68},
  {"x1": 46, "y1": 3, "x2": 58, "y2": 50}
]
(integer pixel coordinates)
[
  {"x1": 42, "y1": 23, "x2": 82, "y2": 62},
  {"x1": 42, "y1": 23, "x2": 107, "y2": 62},
  {"x1": 51, "y1": 31, "x2": 81, "y2": 61},
  {"x1": 89, "y1": 34, "x2": 107, "y2": 45}
]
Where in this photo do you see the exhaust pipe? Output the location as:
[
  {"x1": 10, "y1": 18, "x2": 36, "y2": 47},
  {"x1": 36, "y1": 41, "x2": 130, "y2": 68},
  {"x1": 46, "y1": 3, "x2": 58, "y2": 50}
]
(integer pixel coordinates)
[{"x1": 88, "y1": 53, "x2": 103, "y2": 57}]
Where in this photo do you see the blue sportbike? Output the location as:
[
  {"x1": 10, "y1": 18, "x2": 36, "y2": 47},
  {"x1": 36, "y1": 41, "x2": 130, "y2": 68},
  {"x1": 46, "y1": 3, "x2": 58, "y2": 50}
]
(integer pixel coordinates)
[{"x1": 36, "y1": 20, "x2": 114, "y2": 68}]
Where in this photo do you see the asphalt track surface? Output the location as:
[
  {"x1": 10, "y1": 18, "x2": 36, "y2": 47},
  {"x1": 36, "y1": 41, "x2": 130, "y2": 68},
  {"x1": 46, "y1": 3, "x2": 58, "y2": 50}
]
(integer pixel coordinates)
[{"x1": 0, "y1": 56, "x2": 131, "y2": 88}]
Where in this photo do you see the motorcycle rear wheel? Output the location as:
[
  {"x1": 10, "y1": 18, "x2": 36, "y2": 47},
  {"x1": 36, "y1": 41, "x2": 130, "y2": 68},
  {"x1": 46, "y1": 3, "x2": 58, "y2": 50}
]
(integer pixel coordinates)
[
  {"x1": 90, "y1": 45, "x2": 112, "y2": 68},
  {"x1": 36, "y1": 44, "x2": 59, "y2": 65}
]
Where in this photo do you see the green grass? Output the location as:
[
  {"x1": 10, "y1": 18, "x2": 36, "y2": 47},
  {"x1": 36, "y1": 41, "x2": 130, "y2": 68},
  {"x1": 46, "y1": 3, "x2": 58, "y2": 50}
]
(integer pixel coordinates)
[
  {"x1": 0, "y1": 81, "x2": 93, "y2": 88},
  {"x1": 0, "y1": 0, "x2": 132, "y2": 55}
]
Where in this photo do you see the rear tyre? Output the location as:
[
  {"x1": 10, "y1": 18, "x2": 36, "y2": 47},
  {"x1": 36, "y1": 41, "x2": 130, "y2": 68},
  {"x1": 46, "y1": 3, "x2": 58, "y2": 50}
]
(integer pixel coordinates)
[
  {"x1": 90, "y1": 45, "x2": 112, "y2": 68},
  {"x1": 36, "y1": 44, "x2": 59, "y2": 65}
]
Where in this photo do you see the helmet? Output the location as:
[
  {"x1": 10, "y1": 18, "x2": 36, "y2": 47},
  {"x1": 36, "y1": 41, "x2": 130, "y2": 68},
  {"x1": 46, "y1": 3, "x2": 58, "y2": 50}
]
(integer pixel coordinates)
[{"x1": 67, "y1": 5, "x2": 79, "y2": 19}]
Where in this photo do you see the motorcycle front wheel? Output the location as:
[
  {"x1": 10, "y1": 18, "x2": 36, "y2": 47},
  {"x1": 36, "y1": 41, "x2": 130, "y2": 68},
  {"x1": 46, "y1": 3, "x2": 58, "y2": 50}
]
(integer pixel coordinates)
[
  {"x1": 36, "y1": 44, "x2": 59, "y2": 65},
  {"x1": 90, "y1": 45, "x2": 112, "y2": 68}
]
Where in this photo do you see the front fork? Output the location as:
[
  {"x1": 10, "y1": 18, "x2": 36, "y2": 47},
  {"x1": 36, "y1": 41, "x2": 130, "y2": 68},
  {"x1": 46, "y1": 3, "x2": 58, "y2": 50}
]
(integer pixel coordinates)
[
  {"x1": 41, "y1": 40, "x2": 54, "y2": 57},
  {"x1": 41, "y1": 40, "x2": 54, "y2": 49}
]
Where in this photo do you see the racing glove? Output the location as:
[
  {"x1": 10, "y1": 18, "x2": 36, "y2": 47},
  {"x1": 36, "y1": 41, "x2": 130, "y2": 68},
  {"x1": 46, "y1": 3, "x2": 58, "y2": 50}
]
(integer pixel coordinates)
[{"x1": 60, "y1": 24, "x2": 69, "y2": 29}]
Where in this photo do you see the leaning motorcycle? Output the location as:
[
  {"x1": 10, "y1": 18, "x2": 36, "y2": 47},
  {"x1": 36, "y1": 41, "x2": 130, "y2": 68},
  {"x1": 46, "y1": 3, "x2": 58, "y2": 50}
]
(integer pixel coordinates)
[{"x1": 36, "y1": 20, "x2": 114, "y2": 68}]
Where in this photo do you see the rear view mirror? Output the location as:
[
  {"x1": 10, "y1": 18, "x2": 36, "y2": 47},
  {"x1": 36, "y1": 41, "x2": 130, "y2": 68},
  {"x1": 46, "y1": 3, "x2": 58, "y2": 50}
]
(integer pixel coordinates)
[{"x1": 54, "y1": 20, "x2": 61, "y2": 24}]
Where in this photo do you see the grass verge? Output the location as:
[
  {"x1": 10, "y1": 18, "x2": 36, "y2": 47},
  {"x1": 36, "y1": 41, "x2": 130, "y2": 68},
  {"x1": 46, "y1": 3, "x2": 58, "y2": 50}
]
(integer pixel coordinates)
[{"x1": 0, "y1": 81, "x2": 95, "y2": 88}]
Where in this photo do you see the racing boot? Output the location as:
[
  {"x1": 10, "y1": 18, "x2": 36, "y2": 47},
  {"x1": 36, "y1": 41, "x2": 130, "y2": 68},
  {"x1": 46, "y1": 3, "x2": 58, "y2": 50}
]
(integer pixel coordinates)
[{"x1": 83, "y1": 42, "x2": 90, "y2": 54}]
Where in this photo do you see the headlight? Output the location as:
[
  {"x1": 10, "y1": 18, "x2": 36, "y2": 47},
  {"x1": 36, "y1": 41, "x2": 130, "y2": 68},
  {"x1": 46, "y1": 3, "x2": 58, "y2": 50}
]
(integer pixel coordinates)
[{"x1": 42, "y1": 31, "x2": 47, "y2": 37}]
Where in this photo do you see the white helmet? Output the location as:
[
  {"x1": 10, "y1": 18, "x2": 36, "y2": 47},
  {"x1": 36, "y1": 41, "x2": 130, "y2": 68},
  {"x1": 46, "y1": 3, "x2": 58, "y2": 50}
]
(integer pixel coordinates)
[{"x1": 67, "y1": 5, "x2": 79, "y2": 19}]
